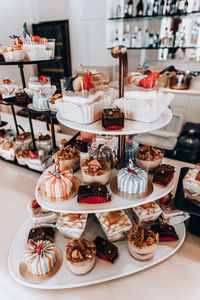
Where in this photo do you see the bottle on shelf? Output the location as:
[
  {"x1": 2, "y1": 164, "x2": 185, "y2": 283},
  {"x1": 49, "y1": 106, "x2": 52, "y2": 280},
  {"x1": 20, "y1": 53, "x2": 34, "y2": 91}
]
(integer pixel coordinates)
[
  {"x1": 153, "y1": 0, "x2": 159, "y2": 15},
  {"x1": 116, "y1": 0, "x2": 122, "y2": 18},
  {"x1": 161, "y1": 27, "x2": 169, "y2": 47},
  {"x1": 192, "y1": 0, "x2": 200, "y2": 12},
  {"x1": 179, "y1": 25, "x2": 186, "y2": 47},
  {"x1": 127, "y1": 0, "x2": 134, "y2": 17},
  {"x1": 177, "y1": 0, "x2": 186, "y2": 14},
  {"x1": 124, "y1": 0, "x2": 129, "y2": 17},
  {"x1": 149, "y1": 30, "x2": 154, "y2": 47},
  {"x1": 190, "y1": 21, "x2": 199, "y2": 45},
  {"x1": 123, "y1": 24, "x2": 131, "y2": 48},
  {"x1": 136, "y1": 27, "x2": 142, "y2": 47},
  {"x1": 132, "y1": 26, "x2": 138, "y2": 47},
  {"x1": 144, "y1": 29, "x2": 150, "y2": 47},
  {"x1": 159, "y1": 0, "x2": 165, "y2": 15},
  {"x1": 146, "y1": 0, "x2": 154, "y2": 16},
  {"x1": 184, "y1": 0, "x2": 188, "y2": 13},
  {"x1": 174, "y1": 26, "x2": 181, "y2": 47},
  {"x1": 153, "y1": 32, "x2": 160, "y2": 47},
  {"x1": 168, "y1": 30, "x2": 174, "y2": 47},
  {"x1": 114, "y1": 28, "x2": 119, "y2": 46},
  {"x1": 165, "y1": 0, "x2": 171, "y2": 15},
  {"x1": 170, "y1": 0, "x2": 178, "y2": 14},
  {"x1": 136, "y1": 0, "x2": 144, "y2": 16}
]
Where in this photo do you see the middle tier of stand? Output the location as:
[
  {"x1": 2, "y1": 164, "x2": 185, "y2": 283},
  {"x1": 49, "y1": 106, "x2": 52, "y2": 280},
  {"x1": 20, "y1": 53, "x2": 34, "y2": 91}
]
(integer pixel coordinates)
[
  {"x1": 56, "y1": 107, "x2": 172, "y2": 136},
  {"x1": 35, "y1": 165, "x2": 175, "y2": 213}
]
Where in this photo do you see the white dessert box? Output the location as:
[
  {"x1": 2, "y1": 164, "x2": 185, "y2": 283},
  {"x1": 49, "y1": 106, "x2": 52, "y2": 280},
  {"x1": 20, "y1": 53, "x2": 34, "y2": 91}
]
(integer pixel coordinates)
[
  {"x1": 3, "y1": 50, "x2": 25, "y2": 62},
  {"x1": 96, "y1": 210, "x2": 132, "y2": 242},
  {"x1": 28, "y1": 202, "x2": 57, "y2": 225},
  {"x1": 28, "y1": 76, "x2": 51, "y2": 91},
  {"x1": 131, "y1": 202, "x2": 162, "y2": 226},
  {"x1": 183, "y1": 168, "x2": 200, "y2": 203},
  {"x1": 0, "y1": 142, "x2": 19, "y2": 161},
  {"x1": 114, "y1": 89, "x2": 174, "y2": 123},
  {"x1": 56, "y1": 213, "x2": 88, "y2": 239}
]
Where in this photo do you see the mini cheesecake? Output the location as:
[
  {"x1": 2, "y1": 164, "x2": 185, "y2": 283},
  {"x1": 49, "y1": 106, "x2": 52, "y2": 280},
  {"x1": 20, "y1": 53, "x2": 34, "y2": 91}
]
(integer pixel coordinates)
[
  {"x1": 54, "y1": 145, "x2": 80, "y2": 171},
  {"x1": 56, "y1": 213, "x2": 87, "y2": 239}
]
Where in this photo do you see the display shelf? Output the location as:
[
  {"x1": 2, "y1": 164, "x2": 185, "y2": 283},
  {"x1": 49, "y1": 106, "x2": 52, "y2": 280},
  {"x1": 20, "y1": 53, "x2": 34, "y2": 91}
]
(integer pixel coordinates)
[
  {"x1": 56, "y1": 108, "x2": 172, "y2": 136},
  {"x1": 0, "y1": 57, "x2": 61, "y2": 66},
  {"x1": 108, "y1": 46, "x2": 200, "y2": 50},
  {"x1": 8, "y1": 216, "x2": 185, "y2": 289},
  {"x1": 108, "y1": 10, "x2": 200, "y2": 21},
  {"x1": 35, "y1": 165, "x2": 175, "y2": 214}
]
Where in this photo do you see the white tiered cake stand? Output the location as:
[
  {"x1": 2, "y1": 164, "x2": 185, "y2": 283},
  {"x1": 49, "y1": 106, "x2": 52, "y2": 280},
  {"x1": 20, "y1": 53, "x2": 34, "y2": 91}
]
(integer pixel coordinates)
[{"x1": 8, "y1": 103, "x2": 187, "y2": 289}]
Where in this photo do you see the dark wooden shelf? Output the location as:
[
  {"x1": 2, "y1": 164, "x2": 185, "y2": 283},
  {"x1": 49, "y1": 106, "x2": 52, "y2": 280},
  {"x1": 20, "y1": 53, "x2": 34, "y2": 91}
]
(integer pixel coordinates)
[{"x1": 0, "y1": 57, "x2": 62, "y2": 66}]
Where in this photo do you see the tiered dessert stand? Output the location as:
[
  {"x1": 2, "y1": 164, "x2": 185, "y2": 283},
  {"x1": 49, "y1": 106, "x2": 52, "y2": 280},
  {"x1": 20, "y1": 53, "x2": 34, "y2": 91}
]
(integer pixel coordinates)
[{"x1": 8, "y1": 47, "x2": 186, "y2": 289}]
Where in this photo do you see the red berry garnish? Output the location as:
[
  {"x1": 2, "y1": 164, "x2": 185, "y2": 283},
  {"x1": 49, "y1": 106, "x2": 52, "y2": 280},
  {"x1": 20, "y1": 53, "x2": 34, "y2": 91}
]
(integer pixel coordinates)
[
  {"x1": 29, "y1": 150, "x2": 38, "y2": 159},
  {"x1": 32, "y1": 199, "x2": 40, "y2": 208}
]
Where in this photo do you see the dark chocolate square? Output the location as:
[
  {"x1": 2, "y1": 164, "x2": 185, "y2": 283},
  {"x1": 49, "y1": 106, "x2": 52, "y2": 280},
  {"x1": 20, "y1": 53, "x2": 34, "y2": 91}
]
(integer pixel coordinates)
[
  {"x1": 102, "y1": 107, "x2": 124, "y2": 129},
  {"x1": 77, "y1": 184, "x2": 111, "y2": 203},
  {"x1": 153, "y1": 164, "x2": 175, "y2": 186},
  {"x1": 151, "y1": 224, "x2": 178, "y2": 241},
  {"x1": 28, "y1": 227, "x2": 55, "y2": 242},
  {"x1": 94, "y1": 236, "x2": 119, "y2": 263}
]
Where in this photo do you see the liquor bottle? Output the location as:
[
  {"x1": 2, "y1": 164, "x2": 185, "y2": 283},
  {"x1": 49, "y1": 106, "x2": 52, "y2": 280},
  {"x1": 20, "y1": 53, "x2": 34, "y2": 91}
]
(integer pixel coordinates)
[
  {"x1": 170, "y1": 0, "x2": 178, "y2": 14},
  {"x1": 175, "y1": 27, "x2": 181, "y2": 47},
  {"x1": 184, "y1": 0, "x2": 188, "y2": 13},
  {"x1": 179, "y1": 25, "x2": 186, "y2": 47},
  {"x1": 177, "y1": 0, "x2": 185, "y2": 14},
  {"x1": 146, "y1": 0, "x2": 154, "y2": 16},
  {"x1": 153, "y1": 0, "x2": 159, "y2": 15},
  {"x1": 127, "y1": 0, "x2": 134, "y2": 16},
  {"x1": 165, "y1": 0, "x2": 171, "y2": 15},
  {"x1": 124, "y1": 24, "x2": 131, "y2": 48},
  {"x1": 132, "y1": 26, "x2": 138, "y2": 47},
  {"x1": 124, "y1": 1, "x2": 129, "y2": 17},
  {"x1": 136, "y1": 0, "x2": 144, "y2": 16},
  {"x1": 149, "y1": 30, "x2": 154, "y2": 47},
  {"x1": 192, "y1": 0, "x2": 200, "y2": 12},
  {"x1": 159, "y1": 0, "x2": 165, "y2": 15},
  {"x1": 144, "y1": 29, "x2": 150, "y2": 47},
  {"x1": 168, "y1": 30, "x2": 174, "y2": 47},
  {"x1": 190, "y1": 22, "x2": 199, "y2": 45},
  {"x1": 114, "y1": 28, "x2": 119, "y2": 46},
  {"x1": 136, "y1": 28, "x2": 142, "y2": 47},
  {"x1": 161, "y1": 27, "x2": 169, "y2": 47},
  {"x1": 116, "y1": 0, "x2": 121, "y2": 18}
]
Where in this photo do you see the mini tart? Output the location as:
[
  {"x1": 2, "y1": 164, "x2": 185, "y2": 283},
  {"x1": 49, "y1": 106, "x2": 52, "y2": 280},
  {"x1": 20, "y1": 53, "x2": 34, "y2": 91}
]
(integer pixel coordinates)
[
  {"x1": 127, "y1": 225, "x2": 159, "y2": 261},
  {"x1": 54, "y1": 145, "x2": 80, "y2": 171},
  {"x1": 136, "y1": 145, "x2": 163, "y2": 171},
  {"x1": 66, "y1": 238, "x2": 96, "y2": 275},
  {"x1": 81, "y1": 157, "x2": 111, "y2": 185}
]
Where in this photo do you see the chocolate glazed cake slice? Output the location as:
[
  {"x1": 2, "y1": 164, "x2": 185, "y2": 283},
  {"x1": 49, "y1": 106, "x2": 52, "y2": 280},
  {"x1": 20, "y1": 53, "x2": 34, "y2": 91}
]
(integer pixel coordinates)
[
  {"x1": 94, "y1": 236, "x2": 119, "y2": 263},
  {"x1": 102, "y1": 107, "x2": 124, "y2": 130},
  {"x1": 77, "y1": 183, "x2": 111, "y2": 204}
]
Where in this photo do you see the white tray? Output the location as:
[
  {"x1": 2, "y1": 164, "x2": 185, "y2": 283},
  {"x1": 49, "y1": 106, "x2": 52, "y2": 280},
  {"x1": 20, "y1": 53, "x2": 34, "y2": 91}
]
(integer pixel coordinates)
[
  {"x1": 135, "y1": 134, "x2": 177, "y2": 151},
  {"x1": 8, "y1": 216, "x2": 185, "y2": 289},
  {"x1": 149, "y1": 114, "x2": 183, "y2": 138},
  {"x1": 56, "y1": 108, "x2": 172, "y2": 136},
  {"x1": 35, "y1": 166, "x2": 175, "y2": 213}
]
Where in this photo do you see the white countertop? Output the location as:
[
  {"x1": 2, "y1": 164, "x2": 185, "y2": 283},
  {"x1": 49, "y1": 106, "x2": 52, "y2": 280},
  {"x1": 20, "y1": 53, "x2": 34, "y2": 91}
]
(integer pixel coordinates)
[{"x1": 0, "y1": 113, "x2": 200, "y2": 300}]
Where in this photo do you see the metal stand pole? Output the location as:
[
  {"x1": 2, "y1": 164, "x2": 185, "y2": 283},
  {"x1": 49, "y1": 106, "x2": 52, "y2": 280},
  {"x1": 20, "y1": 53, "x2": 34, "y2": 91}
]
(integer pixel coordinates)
[
  {"x1": 111, "y1": 46, "x2": 128, "y2": 168},
  {"x1": 49, "y1": 114, "x2": 57, "y2": 151},
  {"x1": 10, "y1": 104, "x2": 19, "y2": 135},
  {"x1": 18, "y1": 64, "x2": 26, "y2": 88},
  {"x1": 26, "y1": 109, "x2": 37, "y2": 152}
]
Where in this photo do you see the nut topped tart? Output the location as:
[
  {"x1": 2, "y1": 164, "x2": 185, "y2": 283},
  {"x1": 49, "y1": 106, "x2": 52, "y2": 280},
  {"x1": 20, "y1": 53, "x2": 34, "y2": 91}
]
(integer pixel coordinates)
[
  {"x1": 127, "y1": 224, "x2": 159, "y2": 261},
  {"x1": 117, "y1": 159, "x2": 147, "y2": 194},
  {"x1": 16, "y1": 149, "x2": 29, "y2": 165},
  {"x1": 66, "y1": 238, "x2": 96, "y2": 275},
  {"x1": 56, "y1": 213, "x2": 88, "y2": 239},
  {"x1": 54, "y1": 145, "x2": 80, "y2": 171},
  {"x1": 96, "y1": 210, "x2": 132, "y2": 242},
  {"x1": 136, "y1": 144, "x2": 163, "y2": 171},
  {"x1": 81, "y1": 157, "x2": 111, "y2": 185}
]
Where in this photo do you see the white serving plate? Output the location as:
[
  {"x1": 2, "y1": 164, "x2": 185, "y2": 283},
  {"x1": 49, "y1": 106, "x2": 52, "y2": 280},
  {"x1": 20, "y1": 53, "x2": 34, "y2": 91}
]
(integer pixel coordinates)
[
  {"x1": 56, "y1": 107, "x2": 172, "y2": 136},
  {"x1": 8, "y1": 216, "x2": 185, "y2": 289},
  {"x1": 35, "y1": 166, "x2": 175, "y2": 214}
]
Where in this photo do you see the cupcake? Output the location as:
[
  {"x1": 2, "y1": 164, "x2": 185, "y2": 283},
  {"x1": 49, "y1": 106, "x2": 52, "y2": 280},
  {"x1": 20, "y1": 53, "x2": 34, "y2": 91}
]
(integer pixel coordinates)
[
  {"x1": 127, "y1": 225, "x2": 159, "y2": 261},
  {"x1": 66, "y1": 238, "x2": 96, "y2": 275},
  {"x1": 136, "y1": 145, "x2": 163, "y2": 171},
  {"x1": 81, "y1": 157, "x2": 111, "y2": 185},
  {"x1": 16, "y1": 149, "x2": 29, "y2": 165},
  {"x1": 54, "y1": 145, "x2": 80, "y2": 171}
]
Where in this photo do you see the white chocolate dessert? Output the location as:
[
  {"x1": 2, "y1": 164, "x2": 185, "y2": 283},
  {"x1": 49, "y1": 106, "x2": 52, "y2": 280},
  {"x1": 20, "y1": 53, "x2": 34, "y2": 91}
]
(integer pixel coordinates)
[
  {"x1": 132, "y1": 202, "x2": 162, "y2": 226},
  {"x1": 28, "y1": 76, "x2": 51, "y2": 91},
  {"x1": 96, "y1": 210, "x2": 132, "y2": 242},
  {"x1": 66, "y1": 238, "x2": 96, "y2": 275},
  {"x1": 56, "y1": 213, "x2": 87, "y2": 239},
  {"x1": 54, "y1": 145, "x2": 80, "y2": 171},
  {"x1": 29, "y1": 200, "x2": 57, "y2": 225},
  {"x1": 0, "y1": 141, "x2": 19, "y2": 161},
  {"x1": 81, "y1": 157, "x2": 110, "y2": 185},
  {"x1": 127, "y1": 225, "x2": 159, "y2": 261},
  {"x1": 183, "y1": 169, "x2": 200, "y2": 203}
]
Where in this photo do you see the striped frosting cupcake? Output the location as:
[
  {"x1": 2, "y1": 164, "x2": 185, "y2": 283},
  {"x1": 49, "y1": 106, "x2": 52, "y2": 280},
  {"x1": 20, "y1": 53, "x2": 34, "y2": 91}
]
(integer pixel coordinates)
[
  {"x1": 117, "y1": 159, "x2": 147, "y2": 194},
  {"x1": 24, "y1": 240, "x2": 56, "y2": 275}
]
